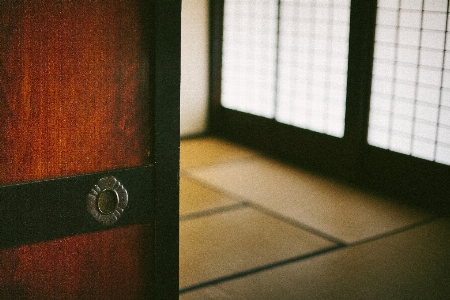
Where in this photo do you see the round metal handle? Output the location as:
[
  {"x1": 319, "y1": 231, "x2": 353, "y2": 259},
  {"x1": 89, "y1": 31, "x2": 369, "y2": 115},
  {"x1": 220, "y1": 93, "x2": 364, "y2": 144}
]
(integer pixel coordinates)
[{"x1": 87, "y1": 176, "x2": 128, "y2": 225}]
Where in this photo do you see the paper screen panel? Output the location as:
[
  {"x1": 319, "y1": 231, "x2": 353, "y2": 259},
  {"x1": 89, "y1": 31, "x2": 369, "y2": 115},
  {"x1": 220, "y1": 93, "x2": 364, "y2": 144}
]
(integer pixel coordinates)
[
  {"x1": 220, "y1": 0, "x2": 350, "y2": 137},
  {"x1": 221, "y1": 0, "x2": 278, "y2": 118},
  {"x1": 276, "y1": 0, "x2": 350, "y2": 137},
  {"x1": 368, "y1": 0, "x2": 450, "y2": 165}
]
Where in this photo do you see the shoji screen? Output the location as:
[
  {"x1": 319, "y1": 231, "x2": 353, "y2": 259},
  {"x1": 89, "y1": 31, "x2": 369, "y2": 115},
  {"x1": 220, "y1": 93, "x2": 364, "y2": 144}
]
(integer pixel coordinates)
[
  {"x1": 221, "y1": 0, "x2": 278, "y2": 118},
  {"x1": 276, "y1": 0, "x2": 350, "y2": 137},
  {"x1": 368, "y1": 0, "x2": 450, "y2": 165},
  {"x1": 221, "y1": 0, "x2": 351, "y2": 137}
]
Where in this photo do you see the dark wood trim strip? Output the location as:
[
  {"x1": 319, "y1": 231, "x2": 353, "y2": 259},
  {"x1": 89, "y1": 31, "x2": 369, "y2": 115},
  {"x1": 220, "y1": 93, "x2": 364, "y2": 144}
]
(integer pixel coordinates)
[
  {"x1": 0, "y1": 165, "x2": 154, "y2": 249},
  {"x1": 344, "y1": 0, "x2": 378, "y2": 181},
  {"x1": 152, "y1": 0, "x2": 181, "y2": 299},
  {"x1": 208, "y1": 0, "x2": 225, "y2": 134}
]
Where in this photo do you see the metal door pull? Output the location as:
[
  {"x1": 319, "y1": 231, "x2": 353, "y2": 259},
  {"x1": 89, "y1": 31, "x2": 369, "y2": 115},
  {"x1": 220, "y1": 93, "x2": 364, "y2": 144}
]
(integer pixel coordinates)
[{"x1": 87, "y1": 176, "x2": 128, "y2": 225}]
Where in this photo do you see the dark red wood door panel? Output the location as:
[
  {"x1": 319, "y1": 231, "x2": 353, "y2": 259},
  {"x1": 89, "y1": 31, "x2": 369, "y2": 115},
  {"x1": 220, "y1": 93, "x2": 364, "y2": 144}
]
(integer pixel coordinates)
[
  {"x1": 0, "y1": 0, "x2": 180, "y2": 299},
  {"x1": 0, "y1": 0, "x2": 150, "y2": 185},
  {"x1": 0, "y1": 225, "x2": 153, "y2": 299}
]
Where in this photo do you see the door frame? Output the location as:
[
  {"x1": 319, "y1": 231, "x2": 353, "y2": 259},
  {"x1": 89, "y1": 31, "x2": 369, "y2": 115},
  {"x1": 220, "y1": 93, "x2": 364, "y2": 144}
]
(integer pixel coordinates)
[{"x1": 152, "y1": 0, "x2": 181, "y2": 298}]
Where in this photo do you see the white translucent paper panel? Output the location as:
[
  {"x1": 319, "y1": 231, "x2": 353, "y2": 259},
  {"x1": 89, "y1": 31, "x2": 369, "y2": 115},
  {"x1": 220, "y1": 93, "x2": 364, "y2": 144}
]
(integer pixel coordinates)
[
  {"x1": 368, "y1": 0, "x2": 450, "y2": 165},
  {"x1": 276, "y1": 0, "x2": 350, "y2": 138},
  {"x1": 221, "y1": 0, "x2": 278, "y2": 118}
]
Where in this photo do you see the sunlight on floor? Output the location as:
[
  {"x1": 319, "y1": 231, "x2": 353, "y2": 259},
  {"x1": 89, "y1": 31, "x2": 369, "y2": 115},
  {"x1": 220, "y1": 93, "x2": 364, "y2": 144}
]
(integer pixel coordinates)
[{"x1": 179, "y1": 137, "x2": 450, "y2": 299}]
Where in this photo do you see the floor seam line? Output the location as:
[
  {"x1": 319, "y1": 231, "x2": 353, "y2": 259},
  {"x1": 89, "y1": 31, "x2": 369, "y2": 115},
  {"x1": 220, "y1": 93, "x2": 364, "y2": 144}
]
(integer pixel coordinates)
[
  {"x1": 181, "y1": 172, "x2": 347, "y2": 245},
  {"x1": 180, "y1": 155, "x2": 258, "y2": 173},
  {"x1": 179, "y1": 244, "x2": 345, "y2": 295},
  {"x1": 180, "y1": 203, "x2": 247, "y2": 221},
  {"x1": 346, "y1": 216, "x2": 441, "y2": 247}
]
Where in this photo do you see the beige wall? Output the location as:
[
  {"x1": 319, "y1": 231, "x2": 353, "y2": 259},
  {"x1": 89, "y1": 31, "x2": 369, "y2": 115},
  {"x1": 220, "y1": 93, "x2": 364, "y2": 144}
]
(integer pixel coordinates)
[{"x1": 180, "y1": 0, "x2": 209, "y2": 136}]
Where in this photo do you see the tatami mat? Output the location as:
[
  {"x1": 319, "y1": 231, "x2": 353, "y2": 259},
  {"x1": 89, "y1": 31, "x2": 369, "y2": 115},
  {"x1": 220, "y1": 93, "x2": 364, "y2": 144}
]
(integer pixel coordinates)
[{"x1": 180, "y1": 137, "x2": 441, "y2": 299}]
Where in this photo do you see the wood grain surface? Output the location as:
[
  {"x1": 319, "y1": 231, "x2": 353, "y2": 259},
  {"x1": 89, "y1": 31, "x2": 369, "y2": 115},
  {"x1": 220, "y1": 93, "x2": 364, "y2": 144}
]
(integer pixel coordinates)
[
  {"x1": 0, "y1": 0, "x2": 151, "y2": 185},
  {"x1": 0, "y1": 1, "x2": 154, "y2": 298},
  {"x1": 0, "y1": 225, "x2": 153, "y2": 299}
]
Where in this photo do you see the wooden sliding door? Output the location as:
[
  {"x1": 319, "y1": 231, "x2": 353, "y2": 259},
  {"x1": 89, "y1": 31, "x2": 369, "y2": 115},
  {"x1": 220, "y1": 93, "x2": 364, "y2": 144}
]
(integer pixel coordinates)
[{"x1": 0, "y1": 0, "x2": 180, "y2": 299}]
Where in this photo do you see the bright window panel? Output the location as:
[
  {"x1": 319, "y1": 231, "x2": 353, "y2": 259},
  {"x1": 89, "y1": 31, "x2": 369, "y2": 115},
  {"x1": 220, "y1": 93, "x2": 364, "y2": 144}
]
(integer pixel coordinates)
[
  {"x1": 368, "y1": 0, "x2": 450, "y2": 165},
  {"x1": 221, "y1": 0, "x2": 278, "y2": 118},
  {"x1": 275, "y1": 0, "x2": 350, "y2": 137},
  {"x1": 221, "y1": 0, "x2": 350, "y2": 138}
]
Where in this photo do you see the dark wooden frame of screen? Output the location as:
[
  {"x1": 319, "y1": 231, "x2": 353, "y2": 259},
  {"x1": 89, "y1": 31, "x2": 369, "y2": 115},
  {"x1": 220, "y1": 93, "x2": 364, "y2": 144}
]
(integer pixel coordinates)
[
  {"x1": 0, "y1": 0, "x2": 180, "y2": 299},
  {"x1": 209, "y1": 0, "x2": 450, "y2": 212}
]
